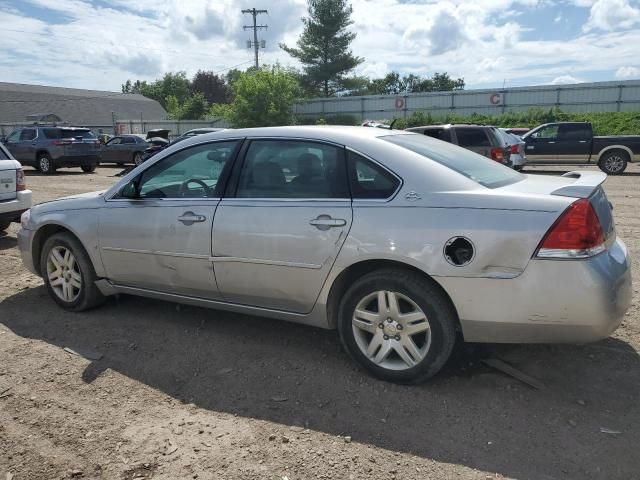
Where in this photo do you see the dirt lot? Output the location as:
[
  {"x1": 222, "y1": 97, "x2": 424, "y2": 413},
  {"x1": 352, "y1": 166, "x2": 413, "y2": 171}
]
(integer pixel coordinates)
[{"x1": 1, "y1": 164, "x2": 639, "y2": 480}]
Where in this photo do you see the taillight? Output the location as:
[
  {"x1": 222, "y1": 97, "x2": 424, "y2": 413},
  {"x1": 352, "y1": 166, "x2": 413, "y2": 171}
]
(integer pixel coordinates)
[
  {"x1": 53, "y1": 139, "x2": 72, "y2": 146},
  {"x1": 510, "y1": 144, "x2": 519, "y2": 154},
  {"x1": 16, "y1": 168, "x2": 26, "y2": 191},
  {"x1": 490, "y1": 148, "x2": 504, "y2": 162},
  {"x1": 536, "y1": 198, "x2": 606, "y2": 259}
]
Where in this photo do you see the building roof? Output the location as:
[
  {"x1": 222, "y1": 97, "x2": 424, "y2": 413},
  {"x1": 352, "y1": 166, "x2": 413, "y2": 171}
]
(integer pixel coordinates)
[{"x1": 0, "y1": 82, "x2": 166, "y2": 126}]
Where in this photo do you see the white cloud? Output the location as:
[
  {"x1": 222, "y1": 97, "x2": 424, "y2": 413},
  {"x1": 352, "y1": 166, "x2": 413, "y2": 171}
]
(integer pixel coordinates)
[
  {"x1": 358, "y1": 62, "x2": 389, "y2": 79},
  {"x1": 584, "y1": 0, "x2": 640, "y2": 31},
  {"x1": 550, "y1": 75, "x2": 584, "y2": 85},
  {"x1": 615, "y1": 66, "x2": 640, "y2": 79}
]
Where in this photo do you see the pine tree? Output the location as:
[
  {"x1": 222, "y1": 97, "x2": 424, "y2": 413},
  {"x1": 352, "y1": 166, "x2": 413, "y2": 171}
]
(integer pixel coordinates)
[{"x1": 281, "y1": 0, "x2": 363, "y2": 97}]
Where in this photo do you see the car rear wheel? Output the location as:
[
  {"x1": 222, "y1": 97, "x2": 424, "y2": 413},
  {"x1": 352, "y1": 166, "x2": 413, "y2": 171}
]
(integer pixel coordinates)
[
  {"x1": 599, "y1": 151, "x2": 628, "y2": 175},
  {"x1": 81, "y1": 163, "x2": 97, "y2": 173},
  {"x1": 37, "y1": 153, "x2": 55, "y2": 175},
  {"x1": 40, "y1": 232, "x2": 105, "y2": 311},
  {"x1": 133, "y1": 152, "x2": 143, "y2": 166},
  {"x1": 338, "y1": 269, "x2": 457, "y2": 384},
  {"x1": 0, "y1": 220, "x2": 10, "y2": 232}
]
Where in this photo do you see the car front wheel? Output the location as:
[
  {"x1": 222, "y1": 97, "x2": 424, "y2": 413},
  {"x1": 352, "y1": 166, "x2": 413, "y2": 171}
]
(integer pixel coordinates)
[
  {"x1": 37, "y1": 153, "x2": 55, "y2": 175},
  {"x1": 81, "y1": 163, "x2": 97, "y2": 173},
  {"x1": 338, "y1": 269, "x2": 457, "y2": 384},
  {"x1": 40, "y1": 232, "x2": 105, "y2": 311}
]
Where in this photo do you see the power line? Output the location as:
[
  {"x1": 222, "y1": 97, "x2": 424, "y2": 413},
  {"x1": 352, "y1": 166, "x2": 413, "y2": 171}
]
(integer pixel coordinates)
[{"x1": 242, "y1": 8, "x2": 267, "y2": 69}]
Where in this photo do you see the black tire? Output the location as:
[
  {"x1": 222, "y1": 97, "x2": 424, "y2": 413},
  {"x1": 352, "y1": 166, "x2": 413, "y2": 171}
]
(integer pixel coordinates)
[
  {"x1": 37, "y1": 153, "x2": 55, "y2": 175},
  {"x1": 81, "y1": 163, "x2": 97, "y2": 173},
  {"x1": 337, "y1": 268, "x2": 457, "y2": 384},
  {"x1": 133, "y1": 152, "x2": 143, "y2": 166},
  {"x1": 598, "y1": 150, "x2": 628, "y2": 175},
  {"x1": 40, "y1": 232, "x2": 105, "y2": 311},
  {"x1": 514, "y1": 165, "x2": 523, "y2": 172},
  {"x1": 0, "y1": 220, "x2": 10, "y2": 232}
]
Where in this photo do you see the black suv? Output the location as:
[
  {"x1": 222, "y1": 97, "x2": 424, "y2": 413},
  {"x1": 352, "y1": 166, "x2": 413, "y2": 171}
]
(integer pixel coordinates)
[
  {"x1": 406, "y1": 124, "x2": 512, "y2": 166},
  {"x1": 3, "y1": 126, "x2": 101, "y2": 174}
]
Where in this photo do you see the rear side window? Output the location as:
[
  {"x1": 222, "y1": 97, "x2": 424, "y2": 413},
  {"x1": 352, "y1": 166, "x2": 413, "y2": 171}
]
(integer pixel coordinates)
[
  {"x1": 122, "y1": 137, "x2": 136, "y2": 144},
  {"x1": 347, "y1": 150, "x2": 400, "y2": 199},
  {"x1": 381, "y1": 134, "x2": 523, "y2": 189},
  {"x1": 236, "y1": 140, "x2": 348, "y2": 199},
  {"x1": 43, "y1": 128, "x2": 61, "y2": 139},
  {"x1": 423, "y1": 128, "x2": 452, "y2": 143},
  {"x1": 455, "y1": 128, "x2": 490, "y2": 147},
  {"x1": 558, "y1": 124, "x2": 590, "y2": 140}
]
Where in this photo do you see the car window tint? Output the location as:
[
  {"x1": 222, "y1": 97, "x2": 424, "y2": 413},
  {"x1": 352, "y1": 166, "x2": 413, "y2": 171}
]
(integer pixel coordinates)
[
  {"x1": 558, "y1": 124, "x2": 590, "y2": 140},
  {"x1": 43, "y1": 128, "x2": 61, "y2": 139},
  {"x1": 236, "y1": 140, "x2": 348, "y2": 199},
  {"x1": 455, "y1": 128, "x2": 490, "y2": 147},
  {"x1": 135, "y1": 141, "x2": 239, "y2": 199},
  {"x1": 108, "y1": 137, "x2": 122, "y2": 145},
  {"x1": 347, "y1": 150, "x2": 400, "y2": 199},
  {"x1": 20, "y1": 129, "x2": 36, "y2": 141},
  {"x1": 423, "y1": 128, "x2": 452, "y2": 143},
  {"x1": 535, "y1": 125, "x2": 559, "y2": 139},
  {"x1": 122, "y1": 137, "x2": 136, "y2": 144},
  {"x1": 382, "y1": 134, "x2": 523, "y2": 189}
]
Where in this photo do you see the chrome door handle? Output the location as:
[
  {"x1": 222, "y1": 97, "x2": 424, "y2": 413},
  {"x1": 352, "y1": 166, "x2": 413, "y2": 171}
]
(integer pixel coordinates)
[
  {"x1": 309, "y1": 215, "x2": 347, "y2": 231},
  {"x1": 578, "y1": 140, "x2": 587, "y2": 143},
  {"x1": 547, "y1": 141, "x2": 556, "y2": 144},
  {"x1": 177, "y1": 211, "x2": 206, "y2": 225}
]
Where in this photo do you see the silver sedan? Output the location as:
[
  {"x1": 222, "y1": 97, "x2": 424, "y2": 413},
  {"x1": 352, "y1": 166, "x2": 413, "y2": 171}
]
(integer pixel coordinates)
[{"x1": 17, "y1": 126, "x2": 632, "y2": 383}]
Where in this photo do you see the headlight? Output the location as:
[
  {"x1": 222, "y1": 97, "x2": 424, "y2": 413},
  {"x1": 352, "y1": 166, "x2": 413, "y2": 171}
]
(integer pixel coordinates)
[{"x1": 20, "y1": 209, "x2": 31, "y2": 228}]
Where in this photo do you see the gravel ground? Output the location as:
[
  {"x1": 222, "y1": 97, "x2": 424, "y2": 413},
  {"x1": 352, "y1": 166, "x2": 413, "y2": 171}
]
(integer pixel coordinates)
[{"x1": 1, "y1": 164, "x2": 639, "y2": 480}]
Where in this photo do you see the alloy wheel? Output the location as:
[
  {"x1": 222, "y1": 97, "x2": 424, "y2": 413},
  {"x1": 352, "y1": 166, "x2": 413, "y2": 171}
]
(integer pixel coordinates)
[
  {"x1": 46, "y1": 246, "x2": 82, "y2": 303},
  {"x1": 352, "y1": 290, "x2": 431, "y2": 371},
  {"x1": 39, "y1": 156, "x2": 50, "y2": 173},
  {"x1": 605, "y1": 155, "x2": 624, "y2": 173}
]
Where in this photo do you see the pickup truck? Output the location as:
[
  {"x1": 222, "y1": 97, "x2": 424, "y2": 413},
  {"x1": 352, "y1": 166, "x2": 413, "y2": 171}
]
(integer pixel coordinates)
[{"x1": 522, "y1": 122, "x2": 640, "y2": 174}]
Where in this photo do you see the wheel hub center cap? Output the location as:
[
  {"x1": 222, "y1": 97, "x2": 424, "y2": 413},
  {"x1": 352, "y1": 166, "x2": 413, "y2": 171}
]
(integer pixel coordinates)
[{"x1": 383, "y1": 322, "x2": 399, "y2": 337}]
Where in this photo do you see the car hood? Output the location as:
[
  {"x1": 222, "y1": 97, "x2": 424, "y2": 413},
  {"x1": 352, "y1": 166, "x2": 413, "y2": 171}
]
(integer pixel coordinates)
[{"x1": 33, "y1": 190, "x2": 106, "y2": 214}]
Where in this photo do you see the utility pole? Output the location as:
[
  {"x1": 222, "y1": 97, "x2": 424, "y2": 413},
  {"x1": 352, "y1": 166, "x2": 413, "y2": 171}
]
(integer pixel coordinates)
[{"x1": 242, "y1": 8, "x2": 267, "y2": 69}]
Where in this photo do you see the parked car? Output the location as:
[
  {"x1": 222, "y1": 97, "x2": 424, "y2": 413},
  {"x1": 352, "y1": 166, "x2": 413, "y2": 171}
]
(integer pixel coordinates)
[
  {"x1": 171, "y1": 128, "x2": 225, "y2": 145},
  {"x1": 17, "y1": 126, "x2": 631, "y2": 384},
  {"x1": 141, "y1": 129, "x2": 171, "y2": 162},
  {"x1": 499, "y1": 128, "x2": 527, "y2": 171},
  {"x1": 405, "y1": 124, "x2": 511, "y2": 166},
  {"x1": 0, "y1": 143, "x2": 32, "y2": 232},
  {"x1": 100, "y1": 135, "x2": 149, "y2": 166},
  {"x1": 2, "y1": 126, "x2": 101, "y2": 174},
  {"x1": 522, "y1": 122, "x2": 640, "y2": 175}
]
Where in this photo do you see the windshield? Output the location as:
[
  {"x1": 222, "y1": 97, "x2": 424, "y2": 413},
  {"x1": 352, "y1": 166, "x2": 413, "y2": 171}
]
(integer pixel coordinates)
[{"x1": 381, "y1": 133, "x2": 524, "y2": 189}]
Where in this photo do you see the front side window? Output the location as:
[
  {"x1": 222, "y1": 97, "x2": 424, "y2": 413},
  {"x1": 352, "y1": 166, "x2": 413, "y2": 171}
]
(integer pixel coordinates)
[
  {"x1": 6, "y1": 131, "x2": 20, "y2": 143},
  {"x1": 382, "y1": 134, "x2": 523, "y2": 189},
  {"x1": 455, "y1": 128, "x2": 490, "y2": 147},
  {"x1": 534, "y1": 125, "x2": 559, "y2": 140},
  {"x1": 20, "y1": 129, "x2": 36, "y2": 141},
  {"x1": 128, "y1": 141, "x2": 239, "y2": 199},
  {"x1": 107, "y1": 137, "x2": 122, "y2": 145},
  {"x1": 236, "y1": 140, "x2": 348, "y2": 199}
]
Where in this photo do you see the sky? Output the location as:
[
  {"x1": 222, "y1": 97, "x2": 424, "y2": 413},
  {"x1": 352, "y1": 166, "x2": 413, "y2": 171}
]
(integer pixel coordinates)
[{"x1": 1, "y1": 0, "x2": 639, "y2": 93}]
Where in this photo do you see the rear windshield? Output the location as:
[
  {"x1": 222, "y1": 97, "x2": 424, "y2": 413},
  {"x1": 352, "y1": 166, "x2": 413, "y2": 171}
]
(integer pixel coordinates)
[
  {"x1": 381, "y1": 133, "x2": 524, "y2": 189},
  {"x1": 61, "y1": 129, "x2": 95, "y2": 139}
]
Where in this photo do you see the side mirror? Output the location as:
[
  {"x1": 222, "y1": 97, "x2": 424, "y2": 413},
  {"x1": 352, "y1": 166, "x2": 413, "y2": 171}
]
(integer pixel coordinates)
[{"x1": 120, "y1": 179, "x2": 140, "y2": 199}]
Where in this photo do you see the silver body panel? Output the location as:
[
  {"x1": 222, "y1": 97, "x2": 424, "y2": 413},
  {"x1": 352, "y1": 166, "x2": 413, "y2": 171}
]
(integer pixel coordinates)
[{"x1": 18, "y1": 126, "x2": 632, "y2": 344}]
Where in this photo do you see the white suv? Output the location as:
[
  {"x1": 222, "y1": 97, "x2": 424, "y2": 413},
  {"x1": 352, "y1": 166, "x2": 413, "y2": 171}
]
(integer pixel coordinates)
[{"x1": 0, "y1": 143, "x2": 32, "y2": 232}]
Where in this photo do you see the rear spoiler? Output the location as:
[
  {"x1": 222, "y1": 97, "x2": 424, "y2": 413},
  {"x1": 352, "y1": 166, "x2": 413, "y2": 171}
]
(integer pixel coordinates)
[{"x1": 551, "y1": 171, "x2": 607, "y2": 198}]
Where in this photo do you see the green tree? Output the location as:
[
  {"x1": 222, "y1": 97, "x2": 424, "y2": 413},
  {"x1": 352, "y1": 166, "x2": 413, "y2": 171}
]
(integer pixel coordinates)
[
  {"x1": 281, "y1": 0, "x2": 363, "y2": 97},
  {"x1": 123, "y1": 72, "x2": 191, "y2": 109},
  {"x1": 218, "y1": 65, "x2": 301, "y2": 128}
]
